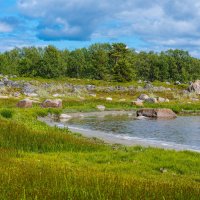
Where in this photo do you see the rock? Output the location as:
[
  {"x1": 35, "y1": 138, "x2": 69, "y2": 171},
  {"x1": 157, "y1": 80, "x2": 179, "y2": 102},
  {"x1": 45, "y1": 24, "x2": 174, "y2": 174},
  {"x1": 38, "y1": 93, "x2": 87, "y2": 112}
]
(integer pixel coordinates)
[
  {"x1": 106, "y1": 97, "x2": 112, "y2": 101},
  {"x1": 175, "y1": 81, "x2": 181, "y2": 85},
  {"x1": 97, "y1": 105, "x2": 105, "y2": 111},
  {"x1": 13, "y1": 92, "x2": 21, "y2": 97},
  {"x1": 89, "y1": 94, "x2": 97, "y2": 97},
  {"x1": 132, "y1": 101, "x2": 144, "y2": 107},
  {"x1": 135, "y1": 116, "x2": 148, "y2": 120},
  {"x1": 188, "y1": 80, "x2": 200, "y2": 94},
  {"x1": 25, "y1": 93, "x2": 38, "y2": 97},
  {"x1": 138, "y1": 94, "x2": 149, "y2": 101},
  {"x1": 165, "y1": 99, "x2": 170, "y2": 103},
  {"x1": 0, "y1": 81, "x2": 4, "y2": 87},
  {"x1": 144, "y1": 83, "x2": 153, "y2": 90},
  {"x1": 59, "y1": 114, "x2": 72, "y2": 119},
  {"x1": 166, "y1": 82, "x2": 170, "y2": 85},
  {"x1": 138, "y1": 80, "x2": 142, "y2": 83},
  {"x1": 145, "y1": 97, "x2": 158, "y2": 103},
  {"x1": 42, "y1": 99, "x2": 62, "y2": 108},
  {"x1": 191, "y1": 98, "x2": 199, "y2": 101},
  {"x1": 137, "y1": 108, "x2": 177, "y2": 118},
  {"x1": 158, "y1": 97, "x2": 166, "y2": 103},
  {"x1": 86, "y1": 85, "x2": 96, "y2": 91},
  {"x1": 160, "y1": 168, "x2": 168, "y2": 173},
  {"x1": 137, "y1": 86, "x2": 144, "y2": 92},
  {"x1": 17, "y1": 99, "x2": 32, "y2": 108}
]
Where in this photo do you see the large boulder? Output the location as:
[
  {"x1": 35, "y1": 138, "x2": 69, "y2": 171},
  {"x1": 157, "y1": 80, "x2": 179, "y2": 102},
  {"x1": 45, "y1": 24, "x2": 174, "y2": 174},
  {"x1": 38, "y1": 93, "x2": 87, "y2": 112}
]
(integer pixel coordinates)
[
  {"x1": 137, "y1": 108, "x2": 177, "y2": 118},
  {"x1": 42, "y1": 99, "x2": 62, "y2": 108},
  {"x1": 188, "y1": 80, "x2": 200, "y2": 94},
  {"x1": 17, "y1": 99, "x2": 32, "y2": 108}
]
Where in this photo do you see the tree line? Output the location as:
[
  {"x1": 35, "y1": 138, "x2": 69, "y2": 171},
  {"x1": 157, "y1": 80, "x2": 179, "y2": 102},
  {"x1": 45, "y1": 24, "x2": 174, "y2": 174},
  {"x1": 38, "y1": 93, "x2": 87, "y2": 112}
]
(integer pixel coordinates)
[{"x1": 0, "y1": 43, "x2": 200, "y2": 82}]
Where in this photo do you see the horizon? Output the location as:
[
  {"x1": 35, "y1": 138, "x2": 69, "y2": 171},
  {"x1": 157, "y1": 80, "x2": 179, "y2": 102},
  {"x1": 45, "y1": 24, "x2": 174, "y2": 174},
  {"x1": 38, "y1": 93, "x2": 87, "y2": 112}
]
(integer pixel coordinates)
[{"x1": 1, "y1": 0, "x2": 200, "y2": 57}]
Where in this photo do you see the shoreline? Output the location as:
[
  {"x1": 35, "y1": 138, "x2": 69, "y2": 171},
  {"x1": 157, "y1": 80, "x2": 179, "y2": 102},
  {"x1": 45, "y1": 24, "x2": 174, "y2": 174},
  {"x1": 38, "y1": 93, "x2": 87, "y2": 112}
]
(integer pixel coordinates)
[{"x1": 39, "y1": 114, "x2": 200, "y2": 153}]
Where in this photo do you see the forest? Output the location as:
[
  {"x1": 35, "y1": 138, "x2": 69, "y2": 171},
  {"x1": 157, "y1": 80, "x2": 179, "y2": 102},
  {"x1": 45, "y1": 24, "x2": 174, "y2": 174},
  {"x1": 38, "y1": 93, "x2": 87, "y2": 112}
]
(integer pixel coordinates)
[{"x1": 0, "y1": 43, "x2": 200, "y2": 82}]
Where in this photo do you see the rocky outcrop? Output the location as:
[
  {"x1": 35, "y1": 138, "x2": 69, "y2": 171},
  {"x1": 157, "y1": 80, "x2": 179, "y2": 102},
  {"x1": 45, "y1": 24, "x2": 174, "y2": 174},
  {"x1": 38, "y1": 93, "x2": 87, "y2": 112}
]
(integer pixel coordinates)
[
  {"x1": 188, "y1": 80, "x2": 200, "y2": 94},
  {"x1": 17, "y1": 99, "x2": 33, "y2": 108},
  {"x1": 41, "y1": 99, "x2": 62, "y2": 108},
  {"x1": 137, "y1": 108, "x2": 177, "y2": 118}
]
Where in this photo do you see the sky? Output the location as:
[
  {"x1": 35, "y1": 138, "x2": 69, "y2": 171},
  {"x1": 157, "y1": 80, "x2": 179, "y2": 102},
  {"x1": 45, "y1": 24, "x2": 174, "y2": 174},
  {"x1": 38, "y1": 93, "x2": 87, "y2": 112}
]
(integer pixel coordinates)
[{"x1": 1, "y1": 0, "x2": 200, "y2": 57}]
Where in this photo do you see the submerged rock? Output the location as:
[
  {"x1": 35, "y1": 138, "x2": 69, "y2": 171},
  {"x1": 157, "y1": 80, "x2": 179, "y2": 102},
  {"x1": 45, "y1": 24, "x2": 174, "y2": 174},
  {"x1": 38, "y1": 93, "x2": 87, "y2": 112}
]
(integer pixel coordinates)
[{"x1": 137, "y1": 108, "x2": 177, "y2": 118}]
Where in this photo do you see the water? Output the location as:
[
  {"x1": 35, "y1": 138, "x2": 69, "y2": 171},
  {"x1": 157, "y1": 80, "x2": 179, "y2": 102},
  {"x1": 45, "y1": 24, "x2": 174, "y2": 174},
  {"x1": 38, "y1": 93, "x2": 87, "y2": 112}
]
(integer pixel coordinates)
[{"x1": 62, "y1": 115, "x2": 200, "y2": 151}]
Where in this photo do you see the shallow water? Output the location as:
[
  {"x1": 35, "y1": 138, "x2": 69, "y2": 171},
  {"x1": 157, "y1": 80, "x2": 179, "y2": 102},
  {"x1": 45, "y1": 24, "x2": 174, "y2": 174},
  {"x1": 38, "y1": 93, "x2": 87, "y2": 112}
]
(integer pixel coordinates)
[{"x1": 62, "y1": 115, "x2": 200, "y2": 151}]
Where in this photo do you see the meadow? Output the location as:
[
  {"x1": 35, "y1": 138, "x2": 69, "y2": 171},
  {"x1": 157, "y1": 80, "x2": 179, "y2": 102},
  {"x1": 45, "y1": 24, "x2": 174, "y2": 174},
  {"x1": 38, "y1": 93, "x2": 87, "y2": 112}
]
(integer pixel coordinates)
[{"x1": 0, "y1": 95, "x2": 200, "y2": 200}]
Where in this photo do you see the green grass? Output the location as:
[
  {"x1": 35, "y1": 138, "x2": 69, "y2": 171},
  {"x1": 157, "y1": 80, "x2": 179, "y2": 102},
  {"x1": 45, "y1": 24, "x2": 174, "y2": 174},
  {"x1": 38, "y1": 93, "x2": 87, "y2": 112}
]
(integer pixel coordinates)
[{"x1": 0, "y1": 79, "x2": 200, "y2": 199}]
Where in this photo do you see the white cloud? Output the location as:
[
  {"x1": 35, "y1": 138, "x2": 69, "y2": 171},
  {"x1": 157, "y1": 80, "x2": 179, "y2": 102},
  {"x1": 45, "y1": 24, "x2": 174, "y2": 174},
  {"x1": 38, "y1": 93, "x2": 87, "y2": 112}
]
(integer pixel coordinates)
[
  {"x1": 3, "y1": 0, "x2": 198, "y2": 56},
  {"x1": 0, "y1": 22, "x2": 13, "y2": 33}
]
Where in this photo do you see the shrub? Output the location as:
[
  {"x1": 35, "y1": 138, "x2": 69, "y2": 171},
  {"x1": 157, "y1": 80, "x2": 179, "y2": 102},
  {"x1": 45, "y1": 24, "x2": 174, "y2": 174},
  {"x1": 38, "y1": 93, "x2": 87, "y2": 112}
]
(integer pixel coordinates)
[{"x1": 0, "y1": 109, "x2": 14, "y2": 119}]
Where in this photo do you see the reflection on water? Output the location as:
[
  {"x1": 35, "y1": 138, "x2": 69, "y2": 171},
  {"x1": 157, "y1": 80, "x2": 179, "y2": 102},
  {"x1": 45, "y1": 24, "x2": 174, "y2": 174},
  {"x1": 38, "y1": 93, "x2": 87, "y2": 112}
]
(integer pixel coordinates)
[{"x1": 63, "y1": 115, "x2": 200, "y2": 150}]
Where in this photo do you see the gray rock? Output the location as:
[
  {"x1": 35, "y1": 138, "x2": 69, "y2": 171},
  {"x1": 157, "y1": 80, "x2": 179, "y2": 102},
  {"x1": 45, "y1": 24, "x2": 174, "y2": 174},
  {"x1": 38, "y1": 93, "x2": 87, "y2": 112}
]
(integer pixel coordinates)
[
  {"x1": 158, "y1": 97, "x2": 166, "y2": 103},
  {"x1": 144, "y1": 83, "x2": 153, "y2": 90},
  {"x1": 145, "y1": 97, "x2": 158, "y2": 103},
  {"x1": 138, "y1": 94, "x2": 149, "y2": 100},
  {"x1": 0, "y1": 81, "x2": 4, "y2": 87},
  {"x1": 188, "y1": 80, "x2": 200, "y2": 94},
  {"x1": 175, "y1": 81, "x2": 181, "y2": 85}
]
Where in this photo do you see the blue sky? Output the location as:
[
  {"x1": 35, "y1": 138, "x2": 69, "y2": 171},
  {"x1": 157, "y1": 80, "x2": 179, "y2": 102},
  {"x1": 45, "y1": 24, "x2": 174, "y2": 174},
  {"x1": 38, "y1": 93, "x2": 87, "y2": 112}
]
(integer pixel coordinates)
[{"x1": 1, "y1": 0, "x2": 200, "y2": 57}]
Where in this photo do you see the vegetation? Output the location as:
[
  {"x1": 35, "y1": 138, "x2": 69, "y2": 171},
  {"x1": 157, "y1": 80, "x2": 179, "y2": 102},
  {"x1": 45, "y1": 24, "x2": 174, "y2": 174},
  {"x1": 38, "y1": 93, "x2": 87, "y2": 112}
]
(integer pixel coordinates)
[
  {"x1": 0, "y1": 98, "x2": 200, "y2": 199},
  {"x1": 1, "y1": 43, "x2": 200, "y2": 82}
]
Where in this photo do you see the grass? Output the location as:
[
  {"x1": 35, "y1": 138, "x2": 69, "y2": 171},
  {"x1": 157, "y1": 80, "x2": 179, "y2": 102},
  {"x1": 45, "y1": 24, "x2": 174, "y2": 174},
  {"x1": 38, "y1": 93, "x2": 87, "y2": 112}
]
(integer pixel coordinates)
[{"x1": 0, "y1": 77, "x2": 200, "y2": 199}]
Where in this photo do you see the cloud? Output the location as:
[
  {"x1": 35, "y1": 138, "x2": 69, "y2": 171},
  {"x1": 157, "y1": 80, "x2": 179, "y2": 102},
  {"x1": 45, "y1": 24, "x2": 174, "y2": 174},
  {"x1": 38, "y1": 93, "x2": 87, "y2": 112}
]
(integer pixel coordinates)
[
  {"x1": 16, "y1": 0, "x2": 200, "y2": 47},
  {"x1": 0, "y1": 22, "x2": 13, "y2": 33},
  {"x1": 0, "y1": 17, "x2": 23, "y2": 33}
]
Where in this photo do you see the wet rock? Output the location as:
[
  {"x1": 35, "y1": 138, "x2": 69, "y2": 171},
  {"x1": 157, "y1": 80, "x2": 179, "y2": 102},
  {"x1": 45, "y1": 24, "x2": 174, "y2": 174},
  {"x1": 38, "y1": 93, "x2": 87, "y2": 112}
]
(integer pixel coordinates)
[
  {"x1": 42, "y1": 99, "x2": 62, "y2": 108},
  {"x1": 137, "y1": 108, "x2": 177, "y2": 118},
  {"x1": 17, "y1": 99, "x2": 32, "y2": 108}
]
